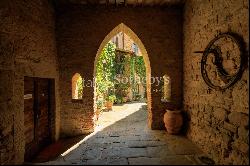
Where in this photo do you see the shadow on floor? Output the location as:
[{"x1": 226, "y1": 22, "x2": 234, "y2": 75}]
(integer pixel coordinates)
[
  {"x1": 30, "y1": 102, "x2": 147, "y2": 163},
  {"x1": 30, "y1": 135, "x2": 87, "y2": 163},
  {"x1": 28, "y1": 102, "x2": 213, "y2": 165}
]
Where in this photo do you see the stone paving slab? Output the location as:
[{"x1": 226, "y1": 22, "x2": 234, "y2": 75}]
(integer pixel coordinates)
[
  {"x1": 36, "y1": 102, "x2": 212, "y2": 165},
  {"x1": 119, "y1": 135, "x2": 141, "y2": 142},
  {"x1": 125, "y1": 140, "x2": 167, "y2": 148},
  {"x1": 86, "y1": 159, "x2": 107, "y2": 165},
  {"x1": 128, "y1": 157, "x2": 162, "y2": 165},
  {"x1": 119, "y1": 147, "x2": 148, "y2": 158},
  {"x1": 81, "y1": 148, "x2": 102, "y2": 160},
  {"x1": 146, "y1": 146, "x2": 175, "y2": 157},
  {"x1": 100, "y1": 147, "x2": 148, "y2": 158},
  {"x1": 165, "y1": 135, "x2": 203, "y2": 155},
  {"x1": 160, "y1": 155, "x2": 197, "y2": 165},
  {"x1": 107, "y1": 157, "x2": 128, "y2": 165}
]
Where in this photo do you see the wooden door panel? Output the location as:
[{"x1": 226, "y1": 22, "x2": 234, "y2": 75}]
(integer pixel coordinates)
[
  {"x1": 24, "y1": 77, "x2": 35, "y2": 146},
  {"x1": 37, "y1": 79, "x2": 50, "y2": 146},
  {"x1": 24, "y1": 77, "x2": 54, "y2": 162}
]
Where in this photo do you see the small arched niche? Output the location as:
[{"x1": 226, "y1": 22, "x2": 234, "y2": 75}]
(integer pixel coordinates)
[{"x1": 72, "y1": 73, "x2": 83, "y2": 99}]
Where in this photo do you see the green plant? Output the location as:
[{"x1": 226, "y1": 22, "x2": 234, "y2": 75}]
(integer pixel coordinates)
[
  {"x1": 96, "y1": 41, "x2": 146, "y2": 103},
  {"x1": 135, "y1": 94, "x2": 141, "y2": 100},
  {"x1": 116, "y1": 97, "x2": 122, "y2": 104},
  {"x1": 106, "y1": 95, "x2": 116, "y2": 103},
  {"x1": 76, "y1": 76, "x2": 83, "y2": 98},
  {"x1": 96, "y1": 99, "x2": 103, "y2": 109},
  {"x1": 114, "y1": 94, "x2": 121, "y2": 103},
  {"x1": 122, "y1": 96, "x2": 128, "y2": 103},
  {"x1": 135, "y1": 56, "x2": 146, "y2": 81},
  {"x1": 96, "y1": 42, "x2": 116, "y2": 98}
]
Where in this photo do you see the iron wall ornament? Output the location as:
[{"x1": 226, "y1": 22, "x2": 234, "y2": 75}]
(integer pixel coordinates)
[{"x1": 194, "y1": 32, "x2": 247, "y2": 91}]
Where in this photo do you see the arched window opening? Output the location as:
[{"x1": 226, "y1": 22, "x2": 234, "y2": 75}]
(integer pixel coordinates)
[
  {"x1": 132, "y1": 43, "x2": 139, "y2": 55},
  {"x1": 162, "y1": 74, "x2": 171, "y2": 102},
  {"x1": 72, "y1": 73, "x2": 83, "y2": 99}
]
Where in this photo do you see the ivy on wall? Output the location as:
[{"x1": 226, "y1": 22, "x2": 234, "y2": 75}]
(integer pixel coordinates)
[
  {"x1": 96, "y1": 41, "x2": 116, "y2": 100},
  {"x1": 96, "y1": 41, "x2": 146, "y2": 104},
  {"x1": 135, "y1": 56, "x2": 146, "y2": 81},
  {"x1": 130, "y1": 56, "x2": 146, "y2": 98}
]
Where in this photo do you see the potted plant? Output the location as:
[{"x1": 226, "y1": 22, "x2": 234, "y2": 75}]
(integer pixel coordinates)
[
  {"x1": 163, "y1": 101, "x2": 183, "y2": 134},
  {"x1": 105, "y1": 95, "x2": 116, "y2": 110},
  {"x1": 135, "y1": 94, "x2": 141, "y2": 101},
  {"x1": 122, "y1": 96, "x2": 128, "y2": 103},
  {"x1": 96, "y1": 99, "x2": 103, "y2": 120},
  {"x1": 116, "y1": 96, "x2": 123, "y2": 104}
]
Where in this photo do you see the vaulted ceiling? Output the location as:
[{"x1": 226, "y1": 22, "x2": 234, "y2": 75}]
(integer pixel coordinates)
[{"x1": 54, "y1": 0, "x2": 185, "y2": 6}]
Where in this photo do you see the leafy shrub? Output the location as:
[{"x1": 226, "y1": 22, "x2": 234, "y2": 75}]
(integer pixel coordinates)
[{"x1": 106, "y1": 95, "x2": 116, "y2": 103}]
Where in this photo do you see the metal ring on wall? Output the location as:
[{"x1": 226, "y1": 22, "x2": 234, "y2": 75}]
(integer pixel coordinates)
[{"x1": 199, "y1": 33, "x2": 246, "y2": 91}]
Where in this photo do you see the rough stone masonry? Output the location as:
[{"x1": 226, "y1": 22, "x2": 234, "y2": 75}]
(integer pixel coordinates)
[
  {"x1": 184, "y1": 0, "x2": 249, "y2": 165},
  {"x1": 0, "y1": 0, "x2": 249, "y2": 165}
]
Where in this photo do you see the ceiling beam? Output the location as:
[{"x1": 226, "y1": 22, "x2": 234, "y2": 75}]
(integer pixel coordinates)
[
  {"x1": 54, "y1": 0, "x2": 184, "y2": 6},
  {"x1": 124, "y1": 0, "x2": 127, "y2": 6}
]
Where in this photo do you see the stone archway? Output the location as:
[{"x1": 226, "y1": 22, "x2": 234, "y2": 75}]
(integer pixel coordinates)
[{"x1": 93, "y1": 23, "x2": 152, "y2": 128}]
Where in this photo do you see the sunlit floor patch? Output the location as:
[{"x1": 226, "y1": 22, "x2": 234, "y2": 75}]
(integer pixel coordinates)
[
  {"x1": 95, "y1": 102, "x2": 147, "y2": 131},
  {"x1": 61, "y1": 102, "x2": 146, "y2": 157},
  {"x1": 34, "y1": 102, "x2": 212, "y2": 165}
]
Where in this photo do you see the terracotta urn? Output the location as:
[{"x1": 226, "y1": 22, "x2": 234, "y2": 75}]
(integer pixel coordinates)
[
  {"x1": 95, "y1": 109, "x2": 100, "y2": 120},
  {"x1": 163, "y1": 109, "x2": 183, "y2": 134},
  {"x1": 106, "y1": 101, "x2": 113, "y2": 110}
]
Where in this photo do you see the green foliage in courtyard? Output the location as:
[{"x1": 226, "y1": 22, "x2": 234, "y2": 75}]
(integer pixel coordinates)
[
  {"x1": 96, "y1": 42, "x2": 116, "y2": 99},
  {"x1": 96, "y1": 99, "x2": 103, "y2": 109},
  {"x1": 106, "y1": 95, "x2": 116, "y2": 102},
  {"x1": 76, "y1": 76, "x2": 83, "y2": 98},
  {"x1": 130, "y1": 56, "x2": 146, "y2": 98},
  {"x1": 96, "y1": 41, "x2": 146, "y2": 105},
  {"x1": 134, "y1": 56, "x2": 146, "y2": 81}
]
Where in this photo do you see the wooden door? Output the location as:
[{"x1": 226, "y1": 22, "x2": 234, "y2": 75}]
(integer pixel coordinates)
[
  {"x1": 24, "y1": 77, "x2": 36, "y2": 160},
  {"x1": 24, "y1": 77, "x2": 54, "y2": 162}
]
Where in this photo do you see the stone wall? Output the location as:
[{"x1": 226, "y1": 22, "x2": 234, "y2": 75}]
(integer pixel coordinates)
[
  {"x1": 0, "y1": 0, "x2": 60, "y2": 164},
  {"x1": 56, "y1": 5, "x2": 183, "y2": 136},
  {"x1": 183, "y1": 0, "x2": 249, "y2": 164}
]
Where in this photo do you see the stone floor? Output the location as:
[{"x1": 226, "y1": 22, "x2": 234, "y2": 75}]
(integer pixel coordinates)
[{"x1": 33, "y1": 102, "x2": 214, "y2": 165}]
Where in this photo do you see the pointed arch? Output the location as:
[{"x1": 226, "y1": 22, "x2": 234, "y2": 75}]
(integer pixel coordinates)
[{"x1": 93, "y1": 23, "x2": 152, "y2": 127}]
